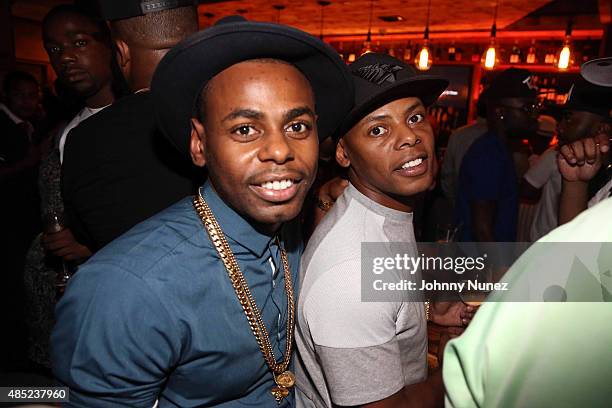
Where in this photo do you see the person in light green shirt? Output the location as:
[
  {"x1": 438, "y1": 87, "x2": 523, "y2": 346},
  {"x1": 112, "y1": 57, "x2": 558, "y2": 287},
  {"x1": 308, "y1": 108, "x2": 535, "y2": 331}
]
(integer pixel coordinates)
[{"x1": 443, "y1": 196, "x2": 612, "y2": 408}]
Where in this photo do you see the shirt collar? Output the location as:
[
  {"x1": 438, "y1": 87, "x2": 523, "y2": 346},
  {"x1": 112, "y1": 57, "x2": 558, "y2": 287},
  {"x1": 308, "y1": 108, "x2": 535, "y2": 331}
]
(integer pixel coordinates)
[
  {"x1": 0, "y1": 103, "x2": 24, "y2": 124},
  {"x1": 346, "y1": 182, "x2": 414, "y2": 223},
  {"x1": 199, "y1": 180, "x2": 275, "y2": 257}
]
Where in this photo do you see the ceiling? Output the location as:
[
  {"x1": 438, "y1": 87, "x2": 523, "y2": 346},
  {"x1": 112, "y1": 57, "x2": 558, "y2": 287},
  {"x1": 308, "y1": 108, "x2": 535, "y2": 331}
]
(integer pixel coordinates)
[
  {"x1": 197, "y1": 0, "x2": 553, "y2": 36},
  {"x1": 10, "y1": 0, "x2": 603, "y2": 37}
]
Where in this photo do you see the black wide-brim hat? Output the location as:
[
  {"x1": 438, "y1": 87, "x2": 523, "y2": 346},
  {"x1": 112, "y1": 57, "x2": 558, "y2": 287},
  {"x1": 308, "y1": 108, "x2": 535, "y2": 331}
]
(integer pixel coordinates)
[
  {"x1": 151, "y1": 20, "x2": 354, "y2": 158},
  {"x1": 564, "y1": 77, "x2": 612, "y2": 118},
  {"x1": 336, "y1": 53, "x2": 448, "y2": 139},
  {"x1": 581, "y1": 57, "x2": 612, "y2": 88}
]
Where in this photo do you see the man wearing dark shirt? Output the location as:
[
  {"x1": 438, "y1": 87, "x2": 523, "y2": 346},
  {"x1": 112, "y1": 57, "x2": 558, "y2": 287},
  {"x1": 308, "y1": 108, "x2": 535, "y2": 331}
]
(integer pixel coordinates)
[
  {"x1": 61, "y1": 0, "x2": 201, "y2": 251},
  {"x1": 51, "y1": 18, "x2": 353, "y2": 407},
  {"x1": 455, "y1": 68, "x2": 539, "y2": 242}
]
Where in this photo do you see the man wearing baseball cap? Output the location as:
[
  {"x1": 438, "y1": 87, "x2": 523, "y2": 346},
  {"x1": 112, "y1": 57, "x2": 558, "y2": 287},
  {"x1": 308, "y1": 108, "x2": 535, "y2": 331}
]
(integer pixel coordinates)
[
  {"x1": 455, "y1": 68, "x2": 540, "y2": 242},
  {"x1": 60, "y1": 0, "x2": 201, "y2": 252},
  {"x1": 556, "y1": 76, "x2": 612, "y2": 225},
  {"x1": 51, "y1": 19, "x2": 352, "y2": 407},
  {"x1": 443, "y1": 58, "x2": 612, "y2": 407},
  {"x1": 295, "y1": 53, "x2": 474, "y2": 408}
]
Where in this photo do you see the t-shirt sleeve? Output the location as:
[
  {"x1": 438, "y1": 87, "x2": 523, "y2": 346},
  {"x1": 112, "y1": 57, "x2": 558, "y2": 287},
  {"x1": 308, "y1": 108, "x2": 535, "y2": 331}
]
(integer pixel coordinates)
[
  {"x1": 51, "y1": 263, "x2": 181, "y2": 407},
  {"x1": 459, "y1": 144, "x2": 504, "y2": 202},
  {"x1": 524, "y1": 149, "x2": 556, "y2": 189},
  {"x1": 588, "y1": 179, "x2": 612, "y2": 208},
  {"x1": 302, "y1": 260, "x2": 404, "y2": 406}
]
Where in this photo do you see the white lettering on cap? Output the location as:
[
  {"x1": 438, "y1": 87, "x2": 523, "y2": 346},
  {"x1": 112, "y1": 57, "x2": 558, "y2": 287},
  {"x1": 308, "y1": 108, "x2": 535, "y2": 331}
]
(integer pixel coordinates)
[
  {"x1": 522, "y1": 75, "x2": 538, "y2": 91},
  {"x1": 566, "y1": 84, "x2": 575, "y2": 103}
]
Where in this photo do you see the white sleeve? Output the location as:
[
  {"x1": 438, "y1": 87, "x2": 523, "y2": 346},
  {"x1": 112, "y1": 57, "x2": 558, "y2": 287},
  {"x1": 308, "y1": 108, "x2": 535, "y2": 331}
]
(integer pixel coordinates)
[
  {"x1": 588, "y1": 179, "x2": 612, "y2": 208},
  {"x1": 524, "y1": 149, "x2": 556, "y2": 189}
]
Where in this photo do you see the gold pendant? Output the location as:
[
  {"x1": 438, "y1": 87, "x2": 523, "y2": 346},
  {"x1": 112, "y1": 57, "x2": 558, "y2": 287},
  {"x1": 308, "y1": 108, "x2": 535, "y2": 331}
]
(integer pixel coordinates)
[
  {"x1": 271, "y1": 371, "x2": 295, "y2": 403},
  {"x1": 271, "y1": 386, "x2": 290, "y2": 402},
  {"x1": 275, "y1": 370, "x2": 295, "y2": 388}
]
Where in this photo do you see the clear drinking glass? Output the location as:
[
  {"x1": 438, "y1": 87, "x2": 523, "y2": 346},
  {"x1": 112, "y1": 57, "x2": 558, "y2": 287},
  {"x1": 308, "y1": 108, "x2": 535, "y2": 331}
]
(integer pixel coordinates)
[
  {"x1": 43, "y1": 210, "x2": 72, "y2": 298},
  {"x1": 435, "y1": 223, "x2": 459, "y2": 243}
]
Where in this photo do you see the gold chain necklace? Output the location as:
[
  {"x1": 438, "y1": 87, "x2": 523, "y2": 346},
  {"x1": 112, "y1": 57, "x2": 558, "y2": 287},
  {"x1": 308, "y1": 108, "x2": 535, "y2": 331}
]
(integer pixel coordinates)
[{"x1": 193, "y1": 192, "x2": 296, "y2": 403}]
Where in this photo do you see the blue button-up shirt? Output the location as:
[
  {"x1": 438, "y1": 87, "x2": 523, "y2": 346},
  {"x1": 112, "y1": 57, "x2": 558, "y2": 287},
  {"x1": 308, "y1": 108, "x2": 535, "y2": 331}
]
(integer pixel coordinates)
[{"x1": 51, "y1": 181, "x2": 301, "y2": 407}]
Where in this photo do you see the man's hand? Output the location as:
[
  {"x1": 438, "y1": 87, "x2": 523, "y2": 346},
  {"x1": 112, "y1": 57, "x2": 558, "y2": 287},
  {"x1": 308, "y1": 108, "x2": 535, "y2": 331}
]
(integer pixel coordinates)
[
  {"x1": 431, "y1": 301, "x2": 478, "y2": 327},
  {"x1": 42, "y1": 228, "x2": 92, "y2": 263},
  {"x1": 313, "y1": 177, "x2": 349, "y2": 227},
  {"x1": 557, "y1": 132, "x2": 610, "y2": 182},
  {"x1": 318, "y1": 176, "x2": 349, "y2": 204}
]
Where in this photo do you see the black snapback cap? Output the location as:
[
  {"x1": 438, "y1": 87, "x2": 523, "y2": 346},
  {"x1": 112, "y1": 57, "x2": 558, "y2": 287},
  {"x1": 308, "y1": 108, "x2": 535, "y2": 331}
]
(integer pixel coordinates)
[
  {"x1": 565, "y1": 78, "x2": 612, "y2": 118},
  {"x1": 98, "y1": 0, "x2": 195, "y2": 21},
  {"x1": 336, "y1": 52, "x2": 448, "y2": 139}
]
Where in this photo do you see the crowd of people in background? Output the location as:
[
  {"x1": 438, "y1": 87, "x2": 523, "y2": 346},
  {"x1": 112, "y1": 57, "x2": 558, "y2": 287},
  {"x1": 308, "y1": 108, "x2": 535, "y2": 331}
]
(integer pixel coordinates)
[{"x1": 0, "y1": 0, "x2": 611, "y2": 406}]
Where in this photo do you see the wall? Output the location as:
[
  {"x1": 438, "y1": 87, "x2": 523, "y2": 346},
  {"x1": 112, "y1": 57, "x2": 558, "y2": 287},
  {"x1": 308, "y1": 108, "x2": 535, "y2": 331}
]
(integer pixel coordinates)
[{"x1": 12, "y1": 17, "x2": 54, "y2": 88}]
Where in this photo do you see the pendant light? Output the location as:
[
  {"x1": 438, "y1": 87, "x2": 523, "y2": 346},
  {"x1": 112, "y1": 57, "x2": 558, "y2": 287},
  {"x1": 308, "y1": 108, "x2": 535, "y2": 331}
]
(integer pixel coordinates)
[
  {"x1": 272, "y1": 4, "x2": 285, "y2": 24},
  {"x1": 317, "y1": 1, "x2": 331, "y2": 40},
  {"x1": 360, "y1": 0, "x2": 375, "y2": 55},
  {"x1": 557, "y1": 19, "x2": 573, "y2": 70},
  {"x1": 415, "y1": 0, "x2": 433, "y2": 71},
  {"x1": 482, "y1": 0, "x2": 500, "y2": 70}
]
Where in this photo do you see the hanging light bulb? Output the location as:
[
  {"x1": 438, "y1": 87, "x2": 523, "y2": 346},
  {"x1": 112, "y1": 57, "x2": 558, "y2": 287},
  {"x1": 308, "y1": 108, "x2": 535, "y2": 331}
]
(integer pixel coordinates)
[
  {"x1": 557, "y1": 43, "x2": 571, "y2": 70},
  {"x1": 556, "y1": 20, "x2": 573, "y2": 70},
  {"x1": 360, "y1": 0, "x2": 375, "y2": 55},
  {"x1": 415, "y1": 0, "x2": 433, "y2": 71},
  {"x1": 415, "y1": 41, "x2": 432, "y2": 71},
  {"x1": 483, "y1": 40, "x2": 497, "y2": 70},
  {"x1": 481, "y1": 0, "x2": 499, "y2": 70}
]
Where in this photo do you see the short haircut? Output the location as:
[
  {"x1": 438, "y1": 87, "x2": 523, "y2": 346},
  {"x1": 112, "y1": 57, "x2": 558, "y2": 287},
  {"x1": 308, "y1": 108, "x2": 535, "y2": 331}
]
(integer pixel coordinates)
[
  {"x1": 42, "y1": 4, "x2": 111, "y2": 45},
  {"x1": 111, "y1": 6, "x2": 198, "y2": 49},
  {"x1": 3, "y1": 71, "x2": 38, "y2": 94},
  {"x1": 195, "y1": 59, "x2": 298, "y2": 125}
]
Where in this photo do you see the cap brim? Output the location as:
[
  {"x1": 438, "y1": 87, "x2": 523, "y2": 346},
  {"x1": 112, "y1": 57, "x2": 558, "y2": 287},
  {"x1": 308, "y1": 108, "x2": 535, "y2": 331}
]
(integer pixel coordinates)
[
  {"x1": 151, "y1": 21, "x2": 354, "y2": 157},
  {"x1": 581, "y1": 57, "x2": 612, "y2": 87},
  {"x1": 337, "y1": 76, "x2": 448, "y2": 138}
]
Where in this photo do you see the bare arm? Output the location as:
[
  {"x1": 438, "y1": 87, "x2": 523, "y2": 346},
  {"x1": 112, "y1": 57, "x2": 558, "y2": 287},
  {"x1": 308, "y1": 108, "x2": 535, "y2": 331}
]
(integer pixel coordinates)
[
  {"x1": 557, "y1": 134, "x2": 610, "y2": 224},
  {"x1": 558, "y1": 179, "x2": 589, "y2": 225},
  {"x1": 360, "y1": 370, "x2": 444, "y2": 408},
  {"x1": 471, "y1": 200, "x2": 496, "y2": 242}
]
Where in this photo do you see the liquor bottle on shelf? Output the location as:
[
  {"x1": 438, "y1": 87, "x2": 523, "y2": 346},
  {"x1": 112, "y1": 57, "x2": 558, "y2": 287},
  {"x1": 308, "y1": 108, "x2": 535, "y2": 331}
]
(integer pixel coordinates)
[
  {"x1": 526, "y1": 40, "x2": 537, "y2": 64},
  {"x1": 548, "y1": 77, "x2": 558, "y2": 101},
  {"x1": 510, "y1": 41, "x2": 521, "y2": 64},
  {"x1": 404, "y1": 41, "x2": 412, "y2": 62}
]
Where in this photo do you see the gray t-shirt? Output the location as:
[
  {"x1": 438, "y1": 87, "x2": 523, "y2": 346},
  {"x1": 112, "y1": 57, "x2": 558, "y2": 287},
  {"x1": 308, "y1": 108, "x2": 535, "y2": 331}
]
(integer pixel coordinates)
[
  {"x1": 296, "y1": 184, "x2": 427, "y2": 407},
  {"x1": 524, "y1": 148, "x2": 562, "y2": 242}
]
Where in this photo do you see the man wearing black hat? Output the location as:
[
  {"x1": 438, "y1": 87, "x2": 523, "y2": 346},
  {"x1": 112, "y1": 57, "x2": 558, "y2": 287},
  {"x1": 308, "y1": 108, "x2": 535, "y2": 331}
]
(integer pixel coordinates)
[
  {"x1": 51, "y1": 20, "x2": 352, "y2": 407},
  {"x1": 295, "y1": 53, "x2": 474, "y2": 408},
  {"x1": 455, "y1": 68, "x2": 539, "y2": 242},
  {"x1": 557, "y1": 77, "x2": 612, "y2": 225},
  {"x1": 443, "y1": 59, "x2": 612, "y2": 408},
  {"x1": 60, "y1": 0, "x2": 201, "y2": 252}
]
